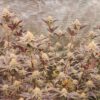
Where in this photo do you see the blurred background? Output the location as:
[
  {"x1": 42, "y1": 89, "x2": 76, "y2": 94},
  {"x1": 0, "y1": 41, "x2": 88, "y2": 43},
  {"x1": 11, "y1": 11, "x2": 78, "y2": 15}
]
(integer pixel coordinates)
[{"x1": 0, "y1": 0, "x2": 100, "y2": 34}]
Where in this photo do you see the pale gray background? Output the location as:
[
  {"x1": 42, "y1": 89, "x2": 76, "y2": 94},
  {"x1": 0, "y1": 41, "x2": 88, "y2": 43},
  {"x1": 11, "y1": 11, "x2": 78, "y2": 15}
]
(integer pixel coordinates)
[{"x1": 0, "y1": 0, "x2": 100, "y2": 34}]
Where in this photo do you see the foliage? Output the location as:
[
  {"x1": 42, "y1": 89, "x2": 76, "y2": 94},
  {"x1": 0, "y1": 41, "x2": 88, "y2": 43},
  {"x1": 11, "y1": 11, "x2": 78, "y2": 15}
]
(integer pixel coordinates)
[{"x1": 0, "y1": 8, "x2": 100, "y2": 100}]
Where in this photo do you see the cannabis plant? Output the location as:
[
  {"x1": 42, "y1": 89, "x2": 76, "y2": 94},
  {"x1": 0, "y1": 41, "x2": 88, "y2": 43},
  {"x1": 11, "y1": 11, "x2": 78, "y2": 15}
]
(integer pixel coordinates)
[{"x1": 0, "y1": 8, "x2": 100, "y2": 100}]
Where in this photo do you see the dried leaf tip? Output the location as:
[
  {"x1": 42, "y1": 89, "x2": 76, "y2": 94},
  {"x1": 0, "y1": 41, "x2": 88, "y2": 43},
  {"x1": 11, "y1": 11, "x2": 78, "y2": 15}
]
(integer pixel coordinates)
[
  {"x1": 60, "y1": 88, "x2": 68, "y2": 97},
  {"x1": 86, "y1": 80, "x2": 95, "y2": 88},
  {"x1": 47, "y1": 16, "x2": 53, "y2": 22},
  {"x1": 13, "y1": 80, "x2": 21, "y2": 87},
  {"x1": 32, "y1": 87, "x2": 42, "y2": 98},
  {"x1": 22, "y1": 31, "x2": 34, "y2": 43},
  {"x1": 73, "y1": 19, "x2": 81, "y2": 30},
  {"x1": 2, "y1": 8, "x2": 13, "y2": 17},
  {"x1": 87, "y1": 40, "x2": 97, "y2": 51}
]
